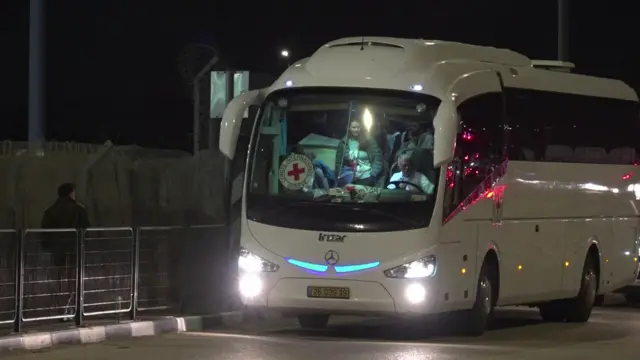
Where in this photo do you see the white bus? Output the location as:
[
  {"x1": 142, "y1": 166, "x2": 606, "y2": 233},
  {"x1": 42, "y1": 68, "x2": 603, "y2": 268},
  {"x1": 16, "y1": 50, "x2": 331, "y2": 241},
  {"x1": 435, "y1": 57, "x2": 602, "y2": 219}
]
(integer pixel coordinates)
[{"x1": 218, "y1": 37, "x2": 640, "y2": 336}]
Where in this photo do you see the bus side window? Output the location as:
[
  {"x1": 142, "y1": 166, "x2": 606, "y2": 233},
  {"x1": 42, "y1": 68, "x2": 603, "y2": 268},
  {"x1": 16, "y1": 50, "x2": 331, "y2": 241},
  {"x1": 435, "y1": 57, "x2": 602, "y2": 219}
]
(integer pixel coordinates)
[
  {"x1": 505, "y1": 89, "x2": 543, "y2": 161},
  {"x1": 233, "y1": 104, "x2": 261, "y2": 204},
  {"x1": 442, "y1": 92, "x2": 506, "y2": 221},
  {"x1": 457, "y1": 93, "x2": 506, "y2": 202},
  {"x1": 442, "y1": 156, "x2": 463, "y2": 220},
  {"x1": 507, "y1": 88, "x2": 640, "y2": 164}
]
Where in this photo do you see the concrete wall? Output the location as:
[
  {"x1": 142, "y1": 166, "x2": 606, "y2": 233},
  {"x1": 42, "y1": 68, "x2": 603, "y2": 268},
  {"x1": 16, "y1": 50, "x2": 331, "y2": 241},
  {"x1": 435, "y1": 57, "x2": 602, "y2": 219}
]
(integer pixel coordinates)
[{"x1": 0, "y1": 141, "x2": 228, "y2": 229}]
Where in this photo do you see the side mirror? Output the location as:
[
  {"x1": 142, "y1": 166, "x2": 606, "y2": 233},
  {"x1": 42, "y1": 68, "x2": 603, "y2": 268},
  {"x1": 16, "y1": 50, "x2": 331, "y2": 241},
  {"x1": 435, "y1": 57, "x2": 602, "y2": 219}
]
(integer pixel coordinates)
[
  {"x1": 433, "y1": 99, "x2": 458, "y2": 167},
  {"x1": 219, "y1": 89, "x2": 264, "y2": 159}
]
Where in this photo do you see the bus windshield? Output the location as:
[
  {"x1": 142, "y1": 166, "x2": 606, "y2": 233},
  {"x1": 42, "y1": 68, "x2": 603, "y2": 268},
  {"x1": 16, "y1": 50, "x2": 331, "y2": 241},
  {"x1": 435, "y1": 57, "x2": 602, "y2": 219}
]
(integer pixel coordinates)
[{"x1": 246, "y1": 87, "x2": 442, "y2": 232}]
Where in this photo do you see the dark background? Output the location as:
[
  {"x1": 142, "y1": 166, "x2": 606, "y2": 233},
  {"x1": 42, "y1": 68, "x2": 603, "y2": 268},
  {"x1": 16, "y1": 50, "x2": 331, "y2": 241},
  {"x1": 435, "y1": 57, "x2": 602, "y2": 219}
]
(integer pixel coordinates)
[{"x1": 1, "y1": 1, "x2": 636, "y2": 151}]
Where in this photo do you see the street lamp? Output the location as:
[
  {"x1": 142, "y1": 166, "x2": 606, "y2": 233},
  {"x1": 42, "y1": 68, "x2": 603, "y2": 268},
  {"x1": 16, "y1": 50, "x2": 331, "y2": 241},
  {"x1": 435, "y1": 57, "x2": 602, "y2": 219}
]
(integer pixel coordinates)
[
  {"x1": 280, "y1": 49, "x2": 290, "y2": 66},
  {"x1": 29, "y1": 0, "x2": 46, "y2": 153},
  {"x1": 558, "y1": 0, "x2": 569, "y2": 61}
]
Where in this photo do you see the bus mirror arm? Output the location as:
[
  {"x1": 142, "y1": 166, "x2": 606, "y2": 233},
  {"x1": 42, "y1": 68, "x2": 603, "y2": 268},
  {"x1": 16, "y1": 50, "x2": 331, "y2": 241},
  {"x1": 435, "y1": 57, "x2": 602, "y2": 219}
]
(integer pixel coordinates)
[{"x1": 219, "y1": 89, "x2": 265, "y2": 160}]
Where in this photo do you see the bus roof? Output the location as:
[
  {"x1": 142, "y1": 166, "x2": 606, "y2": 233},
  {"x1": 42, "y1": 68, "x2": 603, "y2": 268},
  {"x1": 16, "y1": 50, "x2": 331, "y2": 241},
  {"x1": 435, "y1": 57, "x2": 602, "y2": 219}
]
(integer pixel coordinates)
[{"x1": 270, "y1": 37, "x2": 638, "y2": 103}]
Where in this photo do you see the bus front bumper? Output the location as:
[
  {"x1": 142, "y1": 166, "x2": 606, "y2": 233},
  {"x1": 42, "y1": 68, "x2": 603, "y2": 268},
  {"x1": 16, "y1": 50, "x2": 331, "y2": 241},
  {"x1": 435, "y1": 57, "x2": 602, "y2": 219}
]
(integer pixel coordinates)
[{"x1": 237, "y1": 274, "x2": 447, "y2": 316}]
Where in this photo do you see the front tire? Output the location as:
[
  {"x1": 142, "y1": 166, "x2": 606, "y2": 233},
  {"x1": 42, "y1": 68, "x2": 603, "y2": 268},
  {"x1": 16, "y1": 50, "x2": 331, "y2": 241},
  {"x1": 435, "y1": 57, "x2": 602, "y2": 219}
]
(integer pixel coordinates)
[
  {"x1": 455, "y1": 261, "x2": 496, "y2": 336},
  {"x1": 298, "y1": 314, "x2": 330, "y2": 329}
]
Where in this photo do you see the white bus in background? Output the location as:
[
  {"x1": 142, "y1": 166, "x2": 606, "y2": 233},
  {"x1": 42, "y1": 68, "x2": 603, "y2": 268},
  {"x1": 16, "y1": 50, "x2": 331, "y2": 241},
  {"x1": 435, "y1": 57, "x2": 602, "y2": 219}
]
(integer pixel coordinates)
[{"x1": 219, "y1": 37, "x2": 640, "y2": 336}]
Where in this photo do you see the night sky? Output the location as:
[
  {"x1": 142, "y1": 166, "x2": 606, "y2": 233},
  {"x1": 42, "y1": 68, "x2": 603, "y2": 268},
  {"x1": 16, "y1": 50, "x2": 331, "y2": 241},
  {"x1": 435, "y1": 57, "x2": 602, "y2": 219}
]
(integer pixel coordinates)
[{"x1": 1, "y1": 1, "x2": 637, "y2": 152}]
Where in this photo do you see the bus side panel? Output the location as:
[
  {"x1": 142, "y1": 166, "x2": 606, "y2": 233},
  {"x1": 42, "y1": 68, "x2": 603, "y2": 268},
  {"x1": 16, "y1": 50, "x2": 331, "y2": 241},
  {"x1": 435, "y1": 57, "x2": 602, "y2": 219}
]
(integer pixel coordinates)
[
  {"x1": 606, "y1": 220, "x2": 639, "y2": 292},
  {"x1": 558, "y1": 220, "x2": 611, "y2": 298},
  {"x1": 453, "y1": 161, "x2": 637, "y2": 306},
  {"x1": 436, "y1": 221, "x2": 479, "y2": 312},
  {"x1": 476, "y1": 220, "x2": 530, "y2": 306}
]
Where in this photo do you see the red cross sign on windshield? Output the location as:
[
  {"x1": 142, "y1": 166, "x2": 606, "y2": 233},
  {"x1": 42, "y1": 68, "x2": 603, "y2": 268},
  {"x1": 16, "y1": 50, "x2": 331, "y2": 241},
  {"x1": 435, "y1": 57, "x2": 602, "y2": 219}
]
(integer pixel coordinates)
[{"x1": 287, "y1": 163, "x2": 306, "y2": 181}]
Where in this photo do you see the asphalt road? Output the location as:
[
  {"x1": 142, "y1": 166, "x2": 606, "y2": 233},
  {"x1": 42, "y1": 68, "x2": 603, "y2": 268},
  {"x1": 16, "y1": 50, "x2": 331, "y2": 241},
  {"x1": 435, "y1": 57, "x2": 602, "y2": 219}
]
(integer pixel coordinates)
[{"x1": 6, "y1": 301, "x2": 640, "y2": 360}]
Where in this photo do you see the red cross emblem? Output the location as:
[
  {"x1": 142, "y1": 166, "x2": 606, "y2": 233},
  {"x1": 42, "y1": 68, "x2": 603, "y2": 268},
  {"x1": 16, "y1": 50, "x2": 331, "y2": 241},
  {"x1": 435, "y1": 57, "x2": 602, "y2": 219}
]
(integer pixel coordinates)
[
  {"x1": 287, "y1": 163, "x2": 306, "y2": 181},
  {"x1": 279, "y1": 154, "x2": 314, "y2": 190}
]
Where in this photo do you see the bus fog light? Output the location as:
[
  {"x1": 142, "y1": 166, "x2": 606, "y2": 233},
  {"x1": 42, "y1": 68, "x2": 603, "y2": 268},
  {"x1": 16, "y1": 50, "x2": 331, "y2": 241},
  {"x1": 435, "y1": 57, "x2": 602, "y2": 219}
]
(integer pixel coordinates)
[
  {"x1": 405, "y1": 283, "x2": 426, "y2": 304},
  {"x1": 239, "y1": 274, "x2": 262, "y2": 297}
]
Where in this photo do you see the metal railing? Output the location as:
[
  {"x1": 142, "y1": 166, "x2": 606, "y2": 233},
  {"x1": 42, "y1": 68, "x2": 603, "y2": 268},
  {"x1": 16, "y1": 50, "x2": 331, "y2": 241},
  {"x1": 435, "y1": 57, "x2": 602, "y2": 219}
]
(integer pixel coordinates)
[{"x1": 0, "y1": 225, "x2": 226, "y2": 333}]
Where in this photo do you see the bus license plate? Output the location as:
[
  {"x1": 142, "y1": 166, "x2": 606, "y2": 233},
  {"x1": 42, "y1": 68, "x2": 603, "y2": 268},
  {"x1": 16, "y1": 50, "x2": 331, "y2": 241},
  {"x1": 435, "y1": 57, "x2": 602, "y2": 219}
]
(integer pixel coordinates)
[{"x1": 307, "y1": 286, "x2": 350, "y2": 299}]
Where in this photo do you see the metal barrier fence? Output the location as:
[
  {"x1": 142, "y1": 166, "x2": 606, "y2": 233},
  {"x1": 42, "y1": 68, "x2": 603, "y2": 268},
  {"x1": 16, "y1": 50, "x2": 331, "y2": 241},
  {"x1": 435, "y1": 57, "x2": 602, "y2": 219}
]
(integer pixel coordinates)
[
  {"x1": 0, "y1": 230, "x2": 17, "y2": 326},
  {"x1": 0, "y1": 225, "x2": 226, "y2": 333}
]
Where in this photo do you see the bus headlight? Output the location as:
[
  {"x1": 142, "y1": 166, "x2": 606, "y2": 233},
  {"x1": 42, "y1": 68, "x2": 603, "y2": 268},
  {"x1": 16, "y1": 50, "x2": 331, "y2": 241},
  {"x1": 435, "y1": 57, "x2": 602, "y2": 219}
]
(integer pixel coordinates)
[
  {"x1": 239, "y1": 247, "x2": 280, "y2": 273},
  {"x1": 239, "y1": 274, "x2": 263, "y2": 298},
  {"x1": 384, "y1": 256, "x2": 436, "y2": 278}
]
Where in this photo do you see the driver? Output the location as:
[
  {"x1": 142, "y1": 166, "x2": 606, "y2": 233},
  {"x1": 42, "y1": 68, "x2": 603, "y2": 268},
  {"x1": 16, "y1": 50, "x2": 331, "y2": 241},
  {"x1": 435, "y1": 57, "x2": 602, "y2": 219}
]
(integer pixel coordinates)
[{"x1": 387, "y1": 153, "x2": 434, "y2": 194}]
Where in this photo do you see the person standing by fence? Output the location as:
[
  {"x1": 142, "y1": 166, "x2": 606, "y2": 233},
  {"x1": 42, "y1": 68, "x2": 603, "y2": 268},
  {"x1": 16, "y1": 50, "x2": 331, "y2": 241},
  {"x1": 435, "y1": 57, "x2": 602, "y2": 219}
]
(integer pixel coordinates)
[{"x1": 41, "y1": 183, "x2": 90, "y2": 321}]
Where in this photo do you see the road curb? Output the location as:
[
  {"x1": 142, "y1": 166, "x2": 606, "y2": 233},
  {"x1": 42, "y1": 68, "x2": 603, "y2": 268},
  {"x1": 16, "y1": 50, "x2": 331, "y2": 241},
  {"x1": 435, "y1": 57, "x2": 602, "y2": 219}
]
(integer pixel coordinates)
[{"x1": 0, "y1": 311, "x2": 244, "y2": 354}]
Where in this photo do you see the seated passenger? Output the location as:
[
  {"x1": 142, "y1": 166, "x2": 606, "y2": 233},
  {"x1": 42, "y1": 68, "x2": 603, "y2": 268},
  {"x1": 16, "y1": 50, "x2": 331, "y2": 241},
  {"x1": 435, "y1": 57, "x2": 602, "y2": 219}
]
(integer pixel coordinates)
[
  {"x1": 293, "y1": 147, "x2": 336, "y2": 190},
  {"x1": 387, "y1": 154, "x2": 434, "y2": 194},
  {"x1": 388, "y1": 121, "x2": 434, "y2": 164},
  {"x1": 336, "y1": 119, "x2": 383, "y2": 187}
]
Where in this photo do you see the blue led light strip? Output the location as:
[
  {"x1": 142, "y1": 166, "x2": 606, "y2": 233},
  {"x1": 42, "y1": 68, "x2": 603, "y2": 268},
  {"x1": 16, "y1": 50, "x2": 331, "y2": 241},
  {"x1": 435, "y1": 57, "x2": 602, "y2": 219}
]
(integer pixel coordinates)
[
  {"x1": 335, "y1": 262, "x2": 380, "y2": 273},
  {"x1": 286, "y1": 258, "x2": 380, "y2": 273},
  {"x1": 286, "y1": 258, "x2": 328, "y2": 272}
]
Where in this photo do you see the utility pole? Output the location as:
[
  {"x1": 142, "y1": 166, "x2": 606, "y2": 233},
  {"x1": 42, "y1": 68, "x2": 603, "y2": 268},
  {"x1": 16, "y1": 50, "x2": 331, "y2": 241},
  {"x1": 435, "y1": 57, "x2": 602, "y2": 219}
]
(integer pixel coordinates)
[
  {"x1": 558, "y1": 0, "x2": 569, "y2": 61},
  {"x1": 178, "y1": 43, "x2": 219, "y2": 154},
  {"x1": 29, "y1": 0, "x2": 46, "y2": 152},
  {"x1": 192, "y1": 55, "x2": 218, "y2": 154}
]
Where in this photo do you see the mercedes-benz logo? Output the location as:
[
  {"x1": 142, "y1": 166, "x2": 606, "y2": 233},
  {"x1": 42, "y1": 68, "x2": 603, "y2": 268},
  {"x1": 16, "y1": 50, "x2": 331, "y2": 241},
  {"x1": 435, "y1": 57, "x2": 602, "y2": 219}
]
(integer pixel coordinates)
[{"x1": 324, "y1": 250, "x2": 339, "y2": 265}]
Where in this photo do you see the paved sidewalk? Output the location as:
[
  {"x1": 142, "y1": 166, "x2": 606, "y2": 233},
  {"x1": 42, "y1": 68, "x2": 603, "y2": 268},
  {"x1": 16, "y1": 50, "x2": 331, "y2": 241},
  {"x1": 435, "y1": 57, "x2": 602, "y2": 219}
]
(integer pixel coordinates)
[{"x1": 0, "y1": 312, "x2": 244, "y2": 354}]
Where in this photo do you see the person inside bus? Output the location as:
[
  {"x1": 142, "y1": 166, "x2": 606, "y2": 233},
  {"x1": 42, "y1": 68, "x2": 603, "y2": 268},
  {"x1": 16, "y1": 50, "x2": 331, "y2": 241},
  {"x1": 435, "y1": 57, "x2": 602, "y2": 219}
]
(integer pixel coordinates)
[
  {"x1": 396, "y1": 121, "x2": 433, "y2": 159},
  {"x1": 387, "y1": 153, "x2": 434, "y2": 194},
  {"x1": 336, "y1": 119, "x2": 383, "y2": 187},
  {"x1": 292, "y1": 146, "x2": 335, "y2": 190}
]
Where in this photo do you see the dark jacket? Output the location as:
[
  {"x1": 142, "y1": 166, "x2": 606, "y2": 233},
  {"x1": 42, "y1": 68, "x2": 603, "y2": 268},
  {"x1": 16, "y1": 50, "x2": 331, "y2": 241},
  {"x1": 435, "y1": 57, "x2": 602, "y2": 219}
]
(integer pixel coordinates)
[
  {"x1": 41, "y1": 198, "x2": 90, "y2": 230},
  {"x1": 41, "y1": 198, "x2": 90, "y2": 255},
  {"x1": 335, "y1": 135, "x2": 384, "y2": 179}
]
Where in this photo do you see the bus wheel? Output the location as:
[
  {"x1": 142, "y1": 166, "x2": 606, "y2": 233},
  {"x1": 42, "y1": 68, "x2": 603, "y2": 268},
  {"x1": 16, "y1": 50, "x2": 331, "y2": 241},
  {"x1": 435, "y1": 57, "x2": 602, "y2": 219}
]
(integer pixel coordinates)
[
  {"x1": 457, "y1": 260, "x2": 496, "y2": 336},
  {"x1": 298, "y1": 314, "x2": 330, "y2": 329},
  {"x1": 565, "y1": 255, "x2": 598, "y2": 322},
  {"x1": 593, "y1": 294, "x2": 605, "y2": 306}
]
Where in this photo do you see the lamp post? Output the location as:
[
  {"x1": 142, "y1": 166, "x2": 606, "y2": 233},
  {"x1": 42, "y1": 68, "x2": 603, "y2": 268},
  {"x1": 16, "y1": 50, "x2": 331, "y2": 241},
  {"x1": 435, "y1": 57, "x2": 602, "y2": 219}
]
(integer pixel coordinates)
[
  {"x1": 558, "y1": 0, "x2": 569, "y2": 61},
  {"x1": 280, "y1": 49, "x2": 290, "y2": 67},
  {"x1": 29, "y1": 0, "x2": 45, "y2": 153}
]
